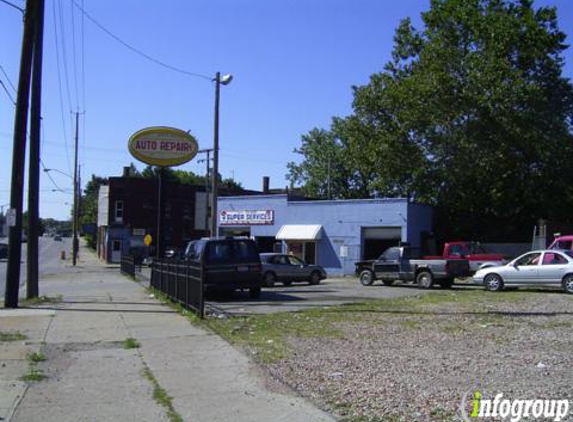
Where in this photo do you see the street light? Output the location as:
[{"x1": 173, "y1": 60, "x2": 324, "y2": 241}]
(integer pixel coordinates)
[
  {"x1": 210, "y1": 72, "x2": 232, "y2": 238},
  {"x1": 43, "y1": 168, "x2": 72, "y2": 179}
]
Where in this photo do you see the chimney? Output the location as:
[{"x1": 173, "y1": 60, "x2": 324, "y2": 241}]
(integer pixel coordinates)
[
  {"x1": 263, "y1": 176, "x2": 270, "y2": 194},
  {"x1": 122, "y1": 166, "x2": 131, "y2": 177}
]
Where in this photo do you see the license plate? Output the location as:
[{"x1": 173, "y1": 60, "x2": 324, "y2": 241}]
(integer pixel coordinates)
[{"x1": 237, "y1": 266, "x2": 249, "y2": 272}]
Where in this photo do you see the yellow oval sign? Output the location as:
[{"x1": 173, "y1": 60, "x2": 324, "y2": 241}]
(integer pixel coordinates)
[
  {"x1": 143, "y1": 234, "x2": 152, "y2": 246},
  {"x1": 128, "y1": 126, "x2": 199, "y2": 167}
]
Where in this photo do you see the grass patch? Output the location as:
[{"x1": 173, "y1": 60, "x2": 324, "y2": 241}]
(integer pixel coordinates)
[
  {"x1": 27, "y1": 351, "x2": 46, "y2": 362},
  {"x1": 146, "y1": 287, "x2": 202, "y2": 324},
  {"x1": 21, "y1": 351, "x2": 47, "y2": 382},
  {"x1": 205, "y1": 289, "x2": 538, "y2": 364},
  {"x1": 207, "y1": 310, "x2": 345, "y2": 364},
  {"x1": 123, "y1": 337, "x2": 140, "y2": 349},
  {"x1": 0, "y1": 331, "x2": 27, "y2": 342},
  {"x1": 142, "y1": 367, "x2": 184, "y2": 422}
]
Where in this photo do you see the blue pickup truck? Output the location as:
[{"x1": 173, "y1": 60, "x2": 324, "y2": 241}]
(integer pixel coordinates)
[{"x1": 355, "y1": 246, "x2": 470, "y2": 289}]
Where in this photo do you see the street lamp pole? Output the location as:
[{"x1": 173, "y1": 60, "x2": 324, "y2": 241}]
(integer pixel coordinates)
[{"x1": 210, "y1": 72, "x2": 232, "y2": 238}]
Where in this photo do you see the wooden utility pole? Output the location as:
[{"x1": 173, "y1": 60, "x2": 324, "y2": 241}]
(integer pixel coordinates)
[
  {"x1": 27, "y1": 0, "x2": 45, "y2": 299},
  {"x1": 5, "y1": 0, "x2": 38, "y2": 308},
  {"x1": 72, "y1": 112, "x2": 79, "y2": 266}
]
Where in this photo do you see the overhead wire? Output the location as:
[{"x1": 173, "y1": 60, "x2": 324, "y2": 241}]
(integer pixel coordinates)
[
  {"x1": 69, "y1": 0, "x2": 79, "y2": 110},
  {"x1": 0, "y1": 0, "x2": 23, "y2": 13},
  {"x1": 51, "y1": 0, "x2": 73, "y2": 174},
  {"x1": 0, "y1": 79, "x2": 16, "y2": 105},
  {"x1": 71, "y1": 0, "x2": 212, "y2": 81},
  {"x1": 0, "y1": 64, "x2": 17, "y2": 92}
]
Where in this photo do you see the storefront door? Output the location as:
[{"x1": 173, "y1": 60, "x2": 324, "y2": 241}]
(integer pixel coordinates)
[
  {"x1": 111, "y1": 240, "x2": 122, "y2": 263},
  {"x1": 287, "y1": 241, "x2": 317, "y2": 265}
]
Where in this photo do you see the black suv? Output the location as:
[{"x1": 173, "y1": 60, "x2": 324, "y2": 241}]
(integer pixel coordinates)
[{"x1": 184, "y1": 237, "x2": 263, "y2": 298}]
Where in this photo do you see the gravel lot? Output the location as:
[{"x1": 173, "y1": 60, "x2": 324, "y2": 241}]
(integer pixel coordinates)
[{"x1": 215, "y1": 288, "x2": 573, "y2": 422}]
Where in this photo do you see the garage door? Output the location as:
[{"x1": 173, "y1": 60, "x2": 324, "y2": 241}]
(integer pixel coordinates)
[{"x1": 362, "y1": 227, "x2": 402, "y2": 260}]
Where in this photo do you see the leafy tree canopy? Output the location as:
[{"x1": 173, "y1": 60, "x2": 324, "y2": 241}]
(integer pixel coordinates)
[{"x1": 288, "y1": 0, "x2": 573, "y2": 241}]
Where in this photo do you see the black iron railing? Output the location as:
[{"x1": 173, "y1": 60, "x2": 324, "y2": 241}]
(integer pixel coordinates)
[
  {"x1": 150, "y1": 259, "x2": 204, "y2": 318},
  {"x1": 120, "y1": 254, "x2": 136, "y2": 278}
]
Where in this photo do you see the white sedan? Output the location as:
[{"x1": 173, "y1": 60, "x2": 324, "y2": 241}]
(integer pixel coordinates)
[{"x1": 473, "y1": 249, "x2": 573, "y2": 294}]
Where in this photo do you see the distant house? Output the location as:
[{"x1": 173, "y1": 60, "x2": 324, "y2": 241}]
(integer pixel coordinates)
[{"x1": 97, "y1": 172, "x2": 208, "y2": 263}]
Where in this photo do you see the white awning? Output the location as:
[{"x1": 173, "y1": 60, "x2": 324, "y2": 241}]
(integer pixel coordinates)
[{"x1": 276, "y1": 224, "x2": 322, "y2": 240}]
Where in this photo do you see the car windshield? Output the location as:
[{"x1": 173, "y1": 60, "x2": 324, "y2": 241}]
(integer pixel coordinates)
[{"x1": 565, "y1": 251, "x2": 573, "y2": 260}]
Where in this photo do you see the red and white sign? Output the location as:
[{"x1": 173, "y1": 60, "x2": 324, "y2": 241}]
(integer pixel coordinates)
[{"x1": 128, "y1": 126, "x2": 198, "y2": 167}]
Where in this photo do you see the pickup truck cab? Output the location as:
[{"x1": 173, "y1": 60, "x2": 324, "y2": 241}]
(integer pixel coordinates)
[
  {"x1": 549, "y1": 235, "x2": 573, "y2": 251},
  {"x1": 424, "y1": 241, "x2": 505, "y2": 273},
  {"x1": 355, "y1": 246, "x2": 471, "y2": 289}
]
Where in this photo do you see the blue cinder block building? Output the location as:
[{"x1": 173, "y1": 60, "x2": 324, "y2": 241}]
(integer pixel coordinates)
[{"x1": 217, "y1": 194, "x2": 433, "y2": 276}]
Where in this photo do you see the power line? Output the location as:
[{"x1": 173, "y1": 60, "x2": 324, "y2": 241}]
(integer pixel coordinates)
[
  {"x1": 0, "y1": 79, "x2": 16, "y2": 105},
  {"x1": 57, "y1": 0, "x2": 74, "y2": 112},
  {"x1": 0, "y1": 64, "x2": 17, "y2": 93},
  {"x1": 0, "y1": 0, "x2": 23, "y2": 13},
  {"x1": 52, "y1": 0, "x2": 73, "y2": 174},
  {"x1": 71, "y1": 0, "x2": 212, "y2": 81},
  {"x1": 69, "y1": 0, "x2": 80, "y2": 110}
]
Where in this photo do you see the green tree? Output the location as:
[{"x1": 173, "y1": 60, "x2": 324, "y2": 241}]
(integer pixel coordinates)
[
  {"x1": 80, "y1": 175, "x2": 108, "y2": 226},
  {"x1": 288, "y1": 0, "x2": 573, "y2": 241}
]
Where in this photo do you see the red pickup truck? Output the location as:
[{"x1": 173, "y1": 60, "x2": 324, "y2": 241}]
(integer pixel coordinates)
[{"x1": 424, "y1": 241, "x2": 505, "y2": 273}]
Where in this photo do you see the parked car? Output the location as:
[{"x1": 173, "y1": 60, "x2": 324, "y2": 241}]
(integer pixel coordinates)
[
  {"x1": 53, "y1": 235, "x2": 62, "y2": 241},
  {"x1": 260, "y1": 253, "x2": 327, "y2": 287},
  {"x1": 356, "y1": 246, "x2": 471, "y2": 289},
  {"x1": 184, "y1": 237, "x2": 263, "y2": 298},
  {"x1": 423, "y1": 240, "x2": 505, "y2": 273},
  {"x1": 0, "y1": 243, "x2": 7, "y2": 259},
  {"x1": 473, "y1": 249, "x2": 573, "y2": 294}
]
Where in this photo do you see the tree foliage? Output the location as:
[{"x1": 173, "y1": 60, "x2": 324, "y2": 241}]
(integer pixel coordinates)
[{"x1": 287, "y1": 0, "x2": 573, "y2": 240}]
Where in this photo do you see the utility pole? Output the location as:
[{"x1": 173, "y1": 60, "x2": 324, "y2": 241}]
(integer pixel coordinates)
[
  {"x1": 211, "y1": 72, "x2": 221, "y2": 238},
  {"x1": 27, "y1": 0, "x2": 45, "y2": 299},
  {"x1": 72, "y1": 112, "x2": 79, "y2": 266},
  {"x1": 198, "y1": 148, "x2": 212, "y2": 235},
  {"x1": 5, "y1": 0, "x2": 38, "y2": 308}
]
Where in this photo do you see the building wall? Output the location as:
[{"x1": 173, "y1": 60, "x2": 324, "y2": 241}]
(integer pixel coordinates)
[
  {"x1": 97, "y1": 177, "x2": 207, "y2": 263},
  {"x1": 218, "y1": 195, "x2": 432, "y2": 275}
]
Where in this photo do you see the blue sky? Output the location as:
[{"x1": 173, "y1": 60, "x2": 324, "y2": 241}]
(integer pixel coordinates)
[{"x1": 1, "y1": 0, "x2": 572, "y2": 220}]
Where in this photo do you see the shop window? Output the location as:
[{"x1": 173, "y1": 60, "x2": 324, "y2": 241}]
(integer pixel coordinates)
[{"x1": 114, "y1": 201, "x2": 123, "y2": 223}]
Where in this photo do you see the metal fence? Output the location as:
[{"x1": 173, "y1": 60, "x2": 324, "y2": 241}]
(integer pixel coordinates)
[
  {"x1": 150, "y1": 259, "x2": 204, "y2": 318},
  {"x1": 120, "y1": 254, "x2": 136, "y2": 278}
]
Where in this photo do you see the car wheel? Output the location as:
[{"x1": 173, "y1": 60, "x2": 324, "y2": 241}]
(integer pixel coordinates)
[
  {"x1": 416, "y1": 270, "x2": 434, "y2": 289},
  {"x1": 382, "y1": 280, "x2": 394, "y2": 286},
  {"x1": 562, "y1": 274, "x2": 573, "y2": 294},
  {"x1": 264, "y1": 272, "x2": 276, "y2": 287},
  {"x1": 309, "y1": 271, "x2": 321, "y2": 285},
  {"x1": 249, "y1": 287, "x2": 261, "y2": 299},
  {"x1": 283, "y1": 280, "x2": 293, "y2": 287},
  {"x1": 440, "y1": 278, "x2": 454, "y2": 289},
  {"x1": 359, "y1": 270, "x2": 374, "y2": 286},
  {"x1": 484, "y1": 273, "x2": 504, "y2": 292}
]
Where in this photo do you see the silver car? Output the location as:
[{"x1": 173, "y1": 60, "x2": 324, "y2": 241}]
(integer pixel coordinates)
[
  {"x1": 473, "y1": 249, "x2": 573, "y2": 293},
  {"x1": 260, "y1": 253, "x2": 327, "y2": 287}
]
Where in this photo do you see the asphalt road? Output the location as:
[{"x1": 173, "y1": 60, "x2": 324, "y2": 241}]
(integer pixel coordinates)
[{"x1": 0, "y1": 236, "x2": 72, "y2": 299}]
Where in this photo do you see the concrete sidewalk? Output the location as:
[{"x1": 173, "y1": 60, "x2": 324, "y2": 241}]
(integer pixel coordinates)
[{"x1": 0, "y1": 245, "x2": 335, "y2": 422}]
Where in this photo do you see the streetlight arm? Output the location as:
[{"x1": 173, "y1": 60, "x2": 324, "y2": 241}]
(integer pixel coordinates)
[{"x1": 43, "y1": 168, "x2": 73, "y2": 179}]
